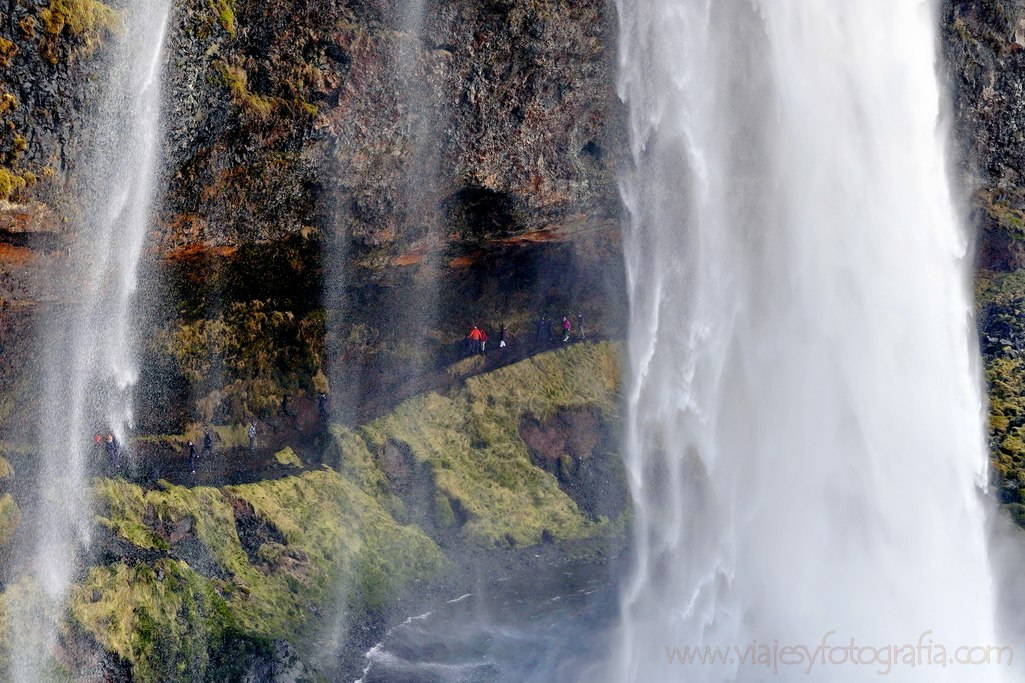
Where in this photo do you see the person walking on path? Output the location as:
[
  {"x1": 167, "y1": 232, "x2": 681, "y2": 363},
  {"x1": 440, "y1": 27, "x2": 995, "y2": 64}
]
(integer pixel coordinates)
[
  {"x1": 188, "y1": 440, "x2": 198, "y2": 474},
  {"x1": 248, "y1": 422, "x2": 257, "y2": 452},
  {"x1": 535, "y1": 316, "x2": 546, "y2": 344},
  {"x1": 480, "y1": 328, "x2": 488, "y2": 354},
  {"x1": 105, "y1": 433, "x2": 120, "y2": 471},
  {"x1": 499, "y1": 324, "x2": 507, "y2": 348},
  {"x1": 577, "y1": 312, "x2": 585, "y2": 340},
  {"x1": 468, "y1": 325, "x2": 483, "y2": 354},
  {"x1": 562, "y1": 316, "x2": 571, "y2": 342},
  {"x1": 318, "y1": 393, "x2": 329, "y2": 422},
  {"x1": 202, "y1": 430, "x2": 213, "y2": 457}
]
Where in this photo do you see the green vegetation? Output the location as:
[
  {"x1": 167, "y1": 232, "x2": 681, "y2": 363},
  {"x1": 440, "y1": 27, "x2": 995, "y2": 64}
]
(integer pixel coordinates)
[
  {"x1": 214, "y1": 61, "x2": 320, "y2": 121},
  {"x1": 274, "y1": 446, "x2": 302, "y2": 467},
  {"x1": 978, "y1": 271, "x2": 1025, "y2": 512},
  {"x1": 0, "y1": 169, "x2": 27, "y2": 201},
  {"x1": 210, "y1": 0, "x2": 236, "y2": 37},
  {"x1": 0, "y1": 344, "x2": 625, "y2": 678},
  {"x1": 337, "y1": 342, "x2": 624, "y2": 546},
  {"x1": 155, "y1": 299, "x2": 324, "y2": 422},
  {"x1": 37, "y1": 0, "x2": 124, "y2": 63},
  {"x1": 83, "y1": 471, "x2": 443, "y2": 680},
  {"x1": 0, "y1": 495, "x2": 20, "y2": 547},
  {"x1": 0, "y1": 38, "x2": 16, "y2": 69},
  {"x1": 39, "y1": 0, "x2": 123, "y2": 39},
  {"x1": 216, "y1": 62, "x2": 277, "y2": 119},
  {"x1": 978, "y1": 190, "x2": 1025, "y2": 241},
  {"x1": 0, "y1": 91, "x2": 17, "y2": 115}
]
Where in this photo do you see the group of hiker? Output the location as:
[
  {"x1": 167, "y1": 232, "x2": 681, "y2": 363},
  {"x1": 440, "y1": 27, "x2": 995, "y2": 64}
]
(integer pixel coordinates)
[
  {"x1": 464, "y1": 312, "x2": 588, "y2": 356},
  {"x1": 89, "y1": 390, "x2": 332, "y2": 477},
  {"x1": 463, "y1": 324, "x2": 507, "y2": 355},
  {"x1": 536, "y1": 312, "x2": 585, "y2": 344},
  {"x1": 93, "y1": 432, "x2": 122, "y2": 470},
  {"x1": 186, "y1": 430, "x2": 217, "y2": 473}
]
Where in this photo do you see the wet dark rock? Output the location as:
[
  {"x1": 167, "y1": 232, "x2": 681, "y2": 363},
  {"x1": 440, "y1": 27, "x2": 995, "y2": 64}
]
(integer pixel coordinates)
[
  {"x1": 230, "y1": 496, "x2": 289, "y2": 568},
  {"x1": 943, "y1": 0, "x2": 1025, "y2": 270},
  {"x1": 520, "y1": 407, "x2": 626, "y2": 521}
]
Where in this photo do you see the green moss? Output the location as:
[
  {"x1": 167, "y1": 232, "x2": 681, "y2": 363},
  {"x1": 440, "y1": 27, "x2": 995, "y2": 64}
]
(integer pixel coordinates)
[
  {"x1": 978, "y1": 190, "x2": 1025, "y2": 240},
  {"x1": 274, "y1": 447, "x2": 302, "y2": 468},
  {"x1": 0, "y1": 169, "x2": 27, "y2": 201},
  {"x1": 86, "y1": 469, "x2": 444, "y2": 678},
  {"x1": 0, "y1": 342, "x2": 627, "y2": 676},
  {"x1": 978, "y1": 270, "x2": 1025, "y2": 518},
  {"x1": 433, "y1": 493, "x2": 456, "y2": 529},
  {"x1": 210, "y1": 0, "x2": 236, "y2": 37},
  {"x1": 71, "y1": 560, "x2": 233, "y2": 682},
  {"x1": 39, "y1": 0, "x2": 123, "y2": 41},
  {"x1": 216, "y1": 62, "x2": 275, "y2": 119},
  {"x1": 0, "y1": 495, "x2": 20, "y2": 547},
  {"x1": 155, "y1": 300, "x2": 324, "y2": 422},
  {"x1": 341, "y1": 342, "x2": 623, "y2": 547},
  {"x1": 0, "y1": 38, "x2": 16, "y2": 69},
  {"x1": 17, "y1": 16, "x2": 36, "y2": 39},
  {"x1": 0, "y1": 91, "x2": 17, "y2": 115}
]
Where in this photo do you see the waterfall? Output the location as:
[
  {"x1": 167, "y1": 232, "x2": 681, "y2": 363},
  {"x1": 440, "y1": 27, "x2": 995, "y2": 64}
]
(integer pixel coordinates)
[
  {"x1": 9, "y1": 0, "x2": 170, "y2": 677},
  {"x1": 613, "y1": 1, "x2": 1007, "y2": 681}
]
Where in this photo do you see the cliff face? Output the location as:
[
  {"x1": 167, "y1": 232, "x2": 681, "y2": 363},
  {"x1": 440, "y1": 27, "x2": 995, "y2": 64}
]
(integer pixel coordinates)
[
  {"x1": 0, "y1": 0, "x2": 627, "y2": 435},
  {"x1": 944, "y1": 0, "x2": 1025, "y2": 270},
  {"x1": 6, "y1": 0, "x2": 1025, "y2": 678},
  {"x1": 943, "y1": 0, "x2": 1025, "y2": 517},
  {"x1": 163, "y1": 0, "x2": 620, "y2": 258}
]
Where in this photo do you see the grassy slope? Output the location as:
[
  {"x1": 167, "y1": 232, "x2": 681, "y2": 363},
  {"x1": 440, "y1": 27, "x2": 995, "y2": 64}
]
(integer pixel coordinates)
[
  {"x1": 978, "y1": 271, "x2": 1025, "y2": 522},
  {"x1": 354, "y1": 341, "x2": 622, "y2": 545},
  {"x1": 0, "y1": 341, "x2": 624, "y2": 680}
]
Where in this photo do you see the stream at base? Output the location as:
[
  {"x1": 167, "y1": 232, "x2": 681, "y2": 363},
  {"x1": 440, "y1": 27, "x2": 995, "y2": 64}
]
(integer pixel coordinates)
[{"x1": 356, "y1": 559, "x2": 618, "y2": 683}]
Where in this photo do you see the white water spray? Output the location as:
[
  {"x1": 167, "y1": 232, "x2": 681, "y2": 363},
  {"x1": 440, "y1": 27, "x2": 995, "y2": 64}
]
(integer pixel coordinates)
[
  {"x1": 10, "y1": 1, "x2": 169, "y2": 677},
  {"x1": 614, "y1": 1, "x2": 1005, "y2": 681}
]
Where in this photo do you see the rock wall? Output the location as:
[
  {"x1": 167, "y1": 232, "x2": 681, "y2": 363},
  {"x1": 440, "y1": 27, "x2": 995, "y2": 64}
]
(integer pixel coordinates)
[
  {"x1": 943, "y1": 0, "x2": 1025, "y2": 518},
  {"x1": 0, "y1": 0, "x2": 627, "y2": 434},
  {"x1": 944, "y1": 0, "x2": 1025, "y2": 269}
]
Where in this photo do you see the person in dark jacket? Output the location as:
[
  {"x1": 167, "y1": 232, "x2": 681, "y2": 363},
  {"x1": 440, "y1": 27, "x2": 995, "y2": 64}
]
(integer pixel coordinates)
[
  {"x1": 499, "y1": 324, "x2": 507, "y2": 348},
  {"x1": 188, "y1": 440, "x2": 198, "y2": 474},
  {"x1": 248, "y1": 422, "x2": 257, "y2": 452},
  {"x1": 202, "y1": 430, "x2": 213, "y2": 457},
  {"x1": 318, "y1": 393, "x2": 329, "y2": 421},
  {"x1": 105, "y1": 433, "x2": 120, "y2": 471}
]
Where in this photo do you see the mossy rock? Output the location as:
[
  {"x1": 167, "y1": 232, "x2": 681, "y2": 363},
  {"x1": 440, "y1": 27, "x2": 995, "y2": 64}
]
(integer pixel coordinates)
[
  {"x1": 0, "y1": 458, "x2": 13, "y2": 482},
  {"x1": 273, "y1": 447, "x2": 302, "y2": 468},
  {"x1": 0, "y1": 495, "x2": 20, "y2": 547},
  {"x1": 338, "y1": 342, "x2": 626, "y2": 547},
  {"x1": 73, "y1": 469, "x2": 444, "y2": 680}
]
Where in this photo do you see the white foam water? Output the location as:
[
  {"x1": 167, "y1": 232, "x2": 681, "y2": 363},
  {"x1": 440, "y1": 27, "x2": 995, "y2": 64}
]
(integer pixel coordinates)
[
  {"x1": 612, "y1": 1, "x2": 1009, "y2": 681},
  {"x1": 9, "y1": 1, "x2": 170, "y2": 678}
]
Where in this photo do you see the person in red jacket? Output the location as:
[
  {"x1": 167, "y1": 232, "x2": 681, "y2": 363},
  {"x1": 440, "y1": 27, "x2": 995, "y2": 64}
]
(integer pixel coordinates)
[
  {"x1": 562, "y1": 316, "x2": 571, "y2": 342},
  {"x1": 480, "y1": 328, "x2": 489, "y2": 354},
  {"x1": 468, "y1": 325, "x2": 483, "y2": 354}
]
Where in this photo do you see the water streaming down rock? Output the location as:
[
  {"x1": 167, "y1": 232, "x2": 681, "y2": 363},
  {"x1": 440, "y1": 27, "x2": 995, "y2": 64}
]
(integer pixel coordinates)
[
  {"x1": 8, "y1": 1, "x2": 170, "y2": 677},
  {"x1": 390, "y1": 0, "x2": 445, "y2": 370},
  {"x1": 613, "y1": 1, "x2": 1007, "y2": 681}
]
